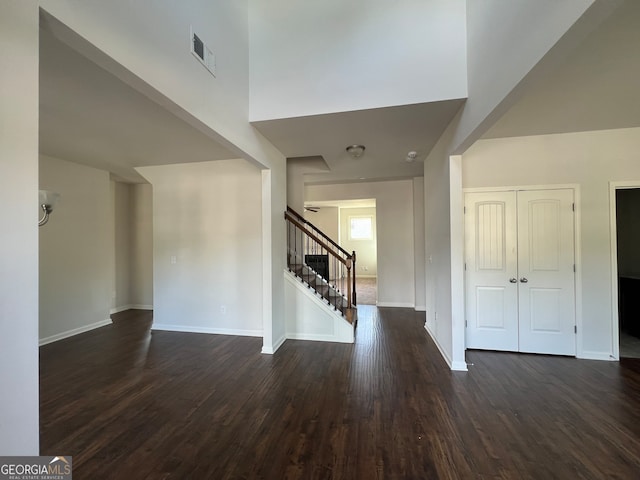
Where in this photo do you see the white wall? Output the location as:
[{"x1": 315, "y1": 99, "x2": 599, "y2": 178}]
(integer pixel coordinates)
[
  {"x1": 413, "y1": 177, "x2": 426, "y2": 310},
  {"x1": 138, "y1": 159, "x2": 264, "y2": 336},
  {"x1": 38, "y1": 0, "x2": 287, "y2": 352},
  {"x1": 424, "y1": 123, "x2": 454, "y2": 366},
  {"x1": 304, "y1": 207, "x2": 339, "y2": 244},
  {"x1": 114, "y1": 181, "x2": 132, "y2": 309},
  {"x1": 306, "y1": 180, "x2": 415, "y2": 307},
  {"x1": 0, "y1": 0, "x2": 39, "y2": 455},
  {"x1": 454, "y1": 0, "x2": 602, "y2": 152},
  {"x1": 249, "y1": 0, "x2": 467, "y2": 120},
  {"x1": 262, "y1": 166, "x2": 288, "y2": 354},
  {"x1": 339, "y1": 207, "x2": 377, "y2": 277},
  {"x1": 421, "y1": 107, "x2": 467, "y2": 371},
  {"x1": 287, "y1": 166, "x2": 305, "y2": 214},
  {"x1": 40, "y1": 0, "x2": 285, "y2": 172},
  {"x1": 462, "y1": 127, "x2": 640, "y2": 359},
  {"x1": 131, "y1": 184, "x2": 153, "y2": 308},
  {"x1": 112, "y1": 181, "x2": 154, "y2": 312},
  {"x1": 419, "y1": 1, "x2": 609, "y2": 371},
  {"x1": 40, "y1": 155, "x2": 113, "y2": 343},
  {"x1": 2, "y1": 0, "x2": 288, "y2": 454}
]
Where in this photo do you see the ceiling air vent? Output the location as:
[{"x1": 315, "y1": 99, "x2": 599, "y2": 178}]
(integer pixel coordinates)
[{"x1": 190, "y1": 27, "x2": 216, "y2": 77}]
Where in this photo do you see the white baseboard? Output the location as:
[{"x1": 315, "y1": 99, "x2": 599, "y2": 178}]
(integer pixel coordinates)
[
  {"x1": 263, "y1": 334, "x2": 286, "y2": 354},
  {"x1": 414, "y1": 305, "x2": 426, "y2": 312},
  {"x1": 376, "y1": 302, "x2": 415, "y2": 308},
  {"x1": 131, "y1": 304, "x2": 153, "y2": 310},
  {"x1": 151, "y1": 323, "x2": 262, "y2": 337},
  {"x1": 110, "y1": 304, "x2": 153, "y2": 314},
  {"x1": 579, "y1": 350, "x2": 616, "y2": 361},
  {"x1": 451, "y1": 360, "x2": 469, "y2": 371},
  {"x1": 423, "y1": 323, "x2": 468, "y2": 372},
  {"x1": 110, "y1": 305, "x2": 130, "y2": 314},
  {"x1": 39, "y1": 318, "x2": 112, "y2": 346}
]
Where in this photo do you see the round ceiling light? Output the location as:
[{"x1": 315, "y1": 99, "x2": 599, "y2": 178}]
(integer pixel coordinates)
[{"x1": 346, "y1": 144, "x2": 366, "y2": 158}]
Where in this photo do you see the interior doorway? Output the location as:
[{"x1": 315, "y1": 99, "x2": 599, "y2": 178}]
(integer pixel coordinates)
[
  {"x1": 613, "y1": 187, "x2": 640, "y2": 359},
  {"x1": 304, "y1": 199, "x2": 378, "y2": 305}
]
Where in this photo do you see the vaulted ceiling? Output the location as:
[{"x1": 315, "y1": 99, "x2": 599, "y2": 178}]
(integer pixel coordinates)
[
  {"x1": 39, "y1": 2, "x2": 638, "y2": 184},
  {"x1": 483, "y1": 0, "x2": 640, "y2": 139},
  {"x1": 39, "y1": 26, "x2": 236, "y2": 183}
]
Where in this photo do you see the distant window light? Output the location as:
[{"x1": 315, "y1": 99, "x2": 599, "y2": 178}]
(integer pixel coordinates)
[{"x1": 349, "y1": 216, "x2": 372, "y2": 240}]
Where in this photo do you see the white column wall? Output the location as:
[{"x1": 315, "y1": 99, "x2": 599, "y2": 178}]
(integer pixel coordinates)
[
  {"x1": 138, "y1": 160, "x2": 264, "y2": 337},
  {"x1": 0, "y1": 0, "x2": 40, "y2": 454},
  {"x1": 413, "y1": 177, "x2": 426, "y2": 311},
  {"x1": 131, "y1": 184, "x2": 154, "y2": 308}
]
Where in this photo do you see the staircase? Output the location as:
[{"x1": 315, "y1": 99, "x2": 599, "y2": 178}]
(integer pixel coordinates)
[{"x1": 285, "y1": 207, "x2": 357, "y2": 325}]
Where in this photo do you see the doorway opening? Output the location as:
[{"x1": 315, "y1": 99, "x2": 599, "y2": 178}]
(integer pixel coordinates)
[
  {"x1": 613, "y1": 186, "x2": 640, "y2": 359},
  {"x1": 303, "y1": 199, "x2": 377, "y2": 305}
]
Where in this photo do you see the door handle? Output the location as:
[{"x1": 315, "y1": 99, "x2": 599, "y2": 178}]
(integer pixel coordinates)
[
  {"x1": 520, "y1": 277, "x2": 528, "y2": 283},
  {"x1": 509, "y1": 278, "x2": 517, "y2": 283}
]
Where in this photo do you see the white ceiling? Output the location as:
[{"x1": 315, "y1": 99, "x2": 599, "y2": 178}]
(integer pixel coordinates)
[
  {"x1": 39, "y1": 27, "x2": 237, "y2": 183},
  {"x1": 39, "y1": 1, "x2": 638, "y2": 186},
  {"x1": 253, "y1": 99, "x2": 465, "y2": 185},
  {"x1": 40, "y1": 20, "x2": 463, "y2": 186},
  {"x1": 483, "y1": 0, "x2": 640, "y2": 140}
]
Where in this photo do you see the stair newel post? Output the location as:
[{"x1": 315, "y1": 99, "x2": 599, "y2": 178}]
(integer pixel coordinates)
[
  {"x1": 352, "y1": 251, "x2": 357, "y2": 306},
  {"x1": 346, "y1": 257, "x2": 352, "y2": 310}
]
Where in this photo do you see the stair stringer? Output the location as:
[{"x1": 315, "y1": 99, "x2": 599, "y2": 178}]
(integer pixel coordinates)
[{"x1": 284, "y1": 270, "x2": 354, "y2": 344}]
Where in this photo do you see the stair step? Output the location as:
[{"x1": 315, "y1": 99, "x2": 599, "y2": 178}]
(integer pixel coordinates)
[
  {"x1": 288, "y1": 264, "x2": 355, "y2": 323},
  {"x1": 343, "y1": 307, "x2": 357, "y2": 325}
]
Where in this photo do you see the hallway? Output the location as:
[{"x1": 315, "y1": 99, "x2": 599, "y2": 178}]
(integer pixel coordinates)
[{"x1": 40, "y1": 307, "x2": 640, "y2": 479}]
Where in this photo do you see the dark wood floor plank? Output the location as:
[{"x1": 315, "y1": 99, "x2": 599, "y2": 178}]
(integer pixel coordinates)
[{"x1": 40, "y1": 306, "x2": 640, "y2": 479}]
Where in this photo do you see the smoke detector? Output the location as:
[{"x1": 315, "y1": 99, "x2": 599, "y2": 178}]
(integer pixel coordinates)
[{"x1": 346, "y1": 145, "x2": 366, "y2": 159}]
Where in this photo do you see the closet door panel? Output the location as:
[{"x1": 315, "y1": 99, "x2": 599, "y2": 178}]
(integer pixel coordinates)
[
  {"x1": 517, "y1": 189, "x2": 576, "y2": 355},
  {"x1": 465, "y1": 191, "x2": 519, "y2": 351}
]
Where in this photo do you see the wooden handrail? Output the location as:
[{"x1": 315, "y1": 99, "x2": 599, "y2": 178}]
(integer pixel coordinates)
[
  {"x1": 285, "y1": 211, "x2": 349, "y2": 266},
  {"x1": 286, "y1": 206, "x2": 352, "y2": 259},
  {"x1": 285, "y1": 206, "x2": 358, "y2": 313}
]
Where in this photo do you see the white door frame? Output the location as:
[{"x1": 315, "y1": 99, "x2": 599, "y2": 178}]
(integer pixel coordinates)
[
  {"x1": 463, "y1": 184, "x2": 582, "y2": 357},
  {"x1": 608, "y1": 181, "x2": 640, "y2": 361}
]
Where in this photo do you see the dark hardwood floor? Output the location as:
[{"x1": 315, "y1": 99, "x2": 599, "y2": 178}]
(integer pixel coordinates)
[{"x1": 40, "y1": 307, "x2": 640, "y2": 479}]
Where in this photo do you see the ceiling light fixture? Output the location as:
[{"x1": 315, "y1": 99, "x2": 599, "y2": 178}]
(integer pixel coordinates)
[
  {"x1": 346, "y1": 144, "x2": 365, "y2": 159},
  {"x1": 405, "y1": 151, "x2": 418, "y2": 163}
]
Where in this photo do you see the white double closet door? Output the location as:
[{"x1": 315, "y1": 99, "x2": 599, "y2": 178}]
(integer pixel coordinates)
[{"x1": 465, "y1": 189, "x2": 576, "y2": 355}]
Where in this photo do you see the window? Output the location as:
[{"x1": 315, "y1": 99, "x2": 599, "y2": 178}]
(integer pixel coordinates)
[{"x1": 349, "y1": 216, "x2": 372, "y2": 240}]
